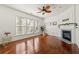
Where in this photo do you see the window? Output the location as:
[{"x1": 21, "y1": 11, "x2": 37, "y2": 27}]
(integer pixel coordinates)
[
  {"x1": 16, "y1": 16, "x2": 39, "y2": 35},
  {"x1": 26, "y1": 19, "x2": 35, "y2": 34}
]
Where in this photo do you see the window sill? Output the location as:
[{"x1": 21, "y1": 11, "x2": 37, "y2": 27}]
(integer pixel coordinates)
[{"x1": 14, "y1": 32, "x2": 40, "y2": 37}]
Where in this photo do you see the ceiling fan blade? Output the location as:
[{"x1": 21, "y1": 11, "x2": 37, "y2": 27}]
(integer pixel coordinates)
[
  {"x1": 45, "y1": 10, "x2": 51, "y2": 13},
  {"x1": 45, "y1": 5, "x2": 50, "y2": 9},
  {"x1": 38, "y1": 8, "x2": 42, "y2": 10}
]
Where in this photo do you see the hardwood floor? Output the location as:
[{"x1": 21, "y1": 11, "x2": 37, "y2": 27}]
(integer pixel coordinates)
[{"x1": 0, "y1": 34, "x2": 79, "y2": 54}]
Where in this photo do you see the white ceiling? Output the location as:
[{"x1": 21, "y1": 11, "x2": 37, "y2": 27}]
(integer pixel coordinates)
[{"x1": 5, "y1": 4, "x2": 73, "y2": 18}]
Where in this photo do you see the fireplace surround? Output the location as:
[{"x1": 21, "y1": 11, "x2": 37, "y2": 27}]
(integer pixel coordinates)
[{"x1": 59, "y1": 24, "x2": 76, "y2": 44}]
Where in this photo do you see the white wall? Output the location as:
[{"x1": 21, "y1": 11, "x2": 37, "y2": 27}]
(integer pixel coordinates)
[
  {"x1": 44, "y1": 5, "x2": 74, "y2": 36},
  {"x1": 44, "y1": 5, "x2": 78, "y2": 45},
  {"x1": 59, "y1": 5, "x2": 76, "y2": 44},
  {"x1": 0, "y1": 5, "x2": 43, "y2": 43},
  {"x1": 44, "y1": 15, "x2": 59, "y2": 36},
  {"x1": 76, "y1": 5, "x2": 79, "y2": 47}
]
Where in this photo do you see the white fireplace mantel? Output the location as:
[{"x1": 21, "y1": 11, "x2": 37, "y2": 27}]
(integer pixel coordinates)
[{"x1": 59, "y1": 25, "x2": 76, "y2": 44}]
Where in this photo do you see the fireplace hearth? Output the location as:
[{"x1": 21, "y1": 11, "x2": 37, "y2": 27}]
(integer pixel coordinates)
[{"x1": 62, "y1": 30, "x2": 71, "y2": 41}]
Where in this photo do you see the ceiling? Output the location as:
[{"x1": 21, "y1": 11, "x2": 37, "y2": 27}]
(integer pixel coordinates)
[{"x1": 5, "y1": 4, "x2": 73, "y2": 18}]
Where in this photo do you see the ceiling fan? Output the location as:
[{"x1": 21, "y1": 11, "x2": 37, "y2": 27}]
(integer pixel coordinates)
[{"x1": 37, "y1": 5, "x2": 52, "y2": 15}]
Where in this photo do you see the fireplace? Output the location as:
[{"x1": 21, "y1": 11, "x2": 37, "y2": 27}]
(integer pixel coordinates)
[{"x1": 62, "y1": 30, "x2": 71, "y2": 41}]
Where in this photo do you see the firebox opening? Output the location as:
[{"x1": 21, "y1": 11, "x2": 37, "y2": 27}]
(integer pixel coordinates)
[{"x1": 62, "y1": 30, "x2": 71, "y2": 41}]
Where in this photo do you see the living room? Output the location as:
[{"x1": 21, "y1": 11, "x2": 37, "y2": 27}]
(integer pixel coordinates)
[{"x1": 0, "y1": 4, "x2": 79, "y2": 54}]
